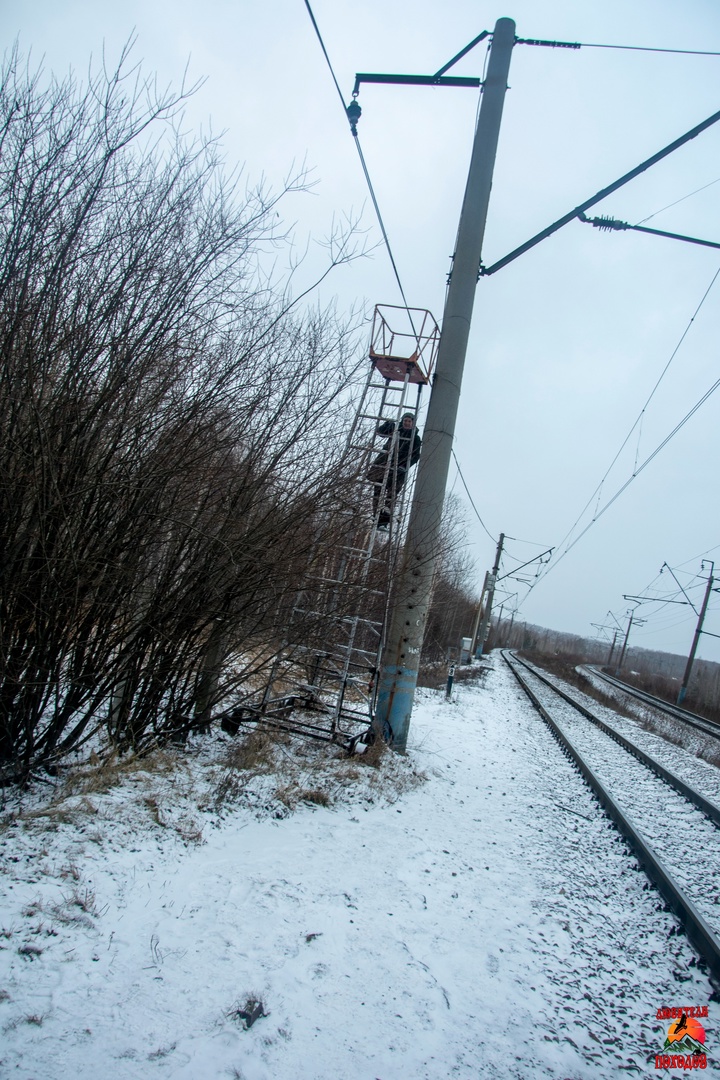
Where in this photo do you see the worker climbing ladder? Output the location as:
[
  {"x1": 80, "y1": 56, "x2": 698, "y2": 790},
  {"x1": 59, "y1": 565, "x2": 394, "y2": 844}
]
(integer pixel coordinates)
[{"x1": 236, "y1": 305, "x2": 439, "y2": 747}]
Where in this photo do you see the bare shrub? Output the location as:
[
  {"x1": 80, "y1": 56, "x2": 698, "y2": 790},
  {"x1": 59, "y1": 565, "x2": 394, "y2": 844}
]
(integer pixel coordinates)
[
  {"x1": 0, "y1": 44, "x2": 367, "y2": 778},
  {"x1": 421, "y1": 495, "x2": 479, "y2": 663}
]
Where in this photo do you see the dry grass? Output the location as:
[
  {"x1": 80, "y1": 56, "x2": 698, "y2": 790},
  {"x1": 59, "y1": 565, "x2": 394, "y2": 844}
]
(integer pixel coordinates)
[
  {"x1": 211, "y1": 770, "x2": 244, "y2": 809},
  {"x1": 355, "y1": 734, "x2": 387, "y2": 768},
  {"x1": 227, "y1": 995, "x2": 267, "y2": 1030},
  {"x1": 56, "y1": 753, "x2": 142, "y2": 797},
  {"x1": 63, "y1": 885, "x2": 100, "y2": 917},
  {"x1": 298, "y1": 788, "x2": 331, "y2": 806},
  {"x1": 22, "y1": 886, "x2": 100, "y2": 929},
  {"x1": 223, "y1": 727, "x2": 278, "y2": 772},
  {"x1": 147, "y1": 1042, "x2": 177, "y2": 1060},
  {"x1": 274, "y1": 783, "x2": 331, "y2": 810},
  {"x1": 61, "y1": 749, "x2": 180, "y2": 797},
  {"x1": 12, "y1": 748, "x2": 184, "y2": 831},
  {"x1": 211, "y1": 727, "x2": 285, "y2": 811},
  {"x1": 141, "y1": 796, "x2": 203, "y2": 844},
  {"x1": 173, "y1": 818, "x2": 204, "y2": 845},
  {"x1": 17, "y1": 944, "x2": 43, "y2": 959},
  {"x1": 3, "y1": 699, "x2": 426, "y2": 838},
  {"x1": 417, "y1": 660, "x2": 489, "y2": 691},
  {"x1": 143, "y1": 796, "x2": 165, "y2": 827}
]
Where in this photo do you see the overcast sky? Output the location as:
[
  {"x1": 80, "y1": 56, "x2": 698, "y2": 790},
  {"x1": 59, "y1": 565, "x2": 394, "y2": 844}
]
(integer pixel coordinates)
[{"x1": 7, "y1": 0, "x2": 720, "y2": 662}]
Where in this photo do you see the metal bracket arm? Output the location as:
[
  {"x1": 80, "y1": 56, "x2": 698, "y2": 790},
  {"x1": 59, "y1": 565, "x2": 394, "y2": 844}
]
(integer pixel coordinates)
[
  {"x1": 352, "y1": 72, "x2": 480, "y2": 95},
  {"x1": 352, "y1": 28, "x2": 491, "y2": 96},
  {"x1": 479, "y1": 105, "x2": 720, "y2": 276}
]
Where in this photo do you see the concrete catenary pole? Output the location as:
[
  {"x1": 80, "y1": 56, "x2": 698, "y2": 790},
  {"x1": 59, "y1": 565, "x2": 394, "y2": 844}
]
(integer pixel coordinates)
[
  {"x1": 375, "y1": 18, "x2": 515, "y2": 751},
  {"x1": 476, "y1": 532, "x2": 505, "y2": 657},
  {"x1": 469, "y1": 571, "x2": 490, "y2": 657},
  {"x1": 606, "y1": 629, "x2": 618, "y2": 668},
  {"x1": 677, "y1": 566, "x2": 714, "y2": 705},
  {"x1": 494, "y1": 601, "x2": 506, "y2": 648},
  {"x1": 615, "y1": 611, "x2": 635, "y2": 675}
]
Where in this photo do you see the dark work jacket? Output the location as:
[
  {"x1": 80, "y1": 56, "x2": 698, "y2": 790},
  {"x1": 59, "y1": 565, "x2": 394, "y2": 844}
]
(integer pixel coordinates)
[{"x1": 377, "y1": 420, "x2": 421, "y2": 470}]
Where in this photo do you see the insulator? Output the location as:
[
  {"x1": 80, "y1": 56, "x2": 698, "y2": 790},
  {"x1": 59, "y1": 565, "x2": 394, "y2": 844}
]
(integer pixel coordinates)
[
  {"x1": 595, "y1": 215, "x2": 628, "y2": 232},
  {"x1": 346, "y1": 99, "x2": 362, "y2": 136}
]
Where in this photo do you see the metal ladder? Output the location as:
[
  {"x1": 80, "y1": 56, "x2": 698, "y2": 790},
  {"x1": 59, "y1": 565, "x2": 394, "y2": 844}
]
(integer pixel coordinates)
[{"x1": 241, "y1": 306, "x2": 440, "y2": 747}]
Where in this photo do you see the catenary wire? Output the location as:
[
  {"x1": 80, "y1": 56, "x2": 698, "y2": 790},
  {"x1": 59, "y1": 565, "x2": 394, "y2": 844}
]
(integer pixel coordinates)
[
  {"x1": 449, "y1": 452, "x2": 552, "y2": 555},
  {"x1": 516, "y1": 38, "x2": 720, "y2": 57},
  {"x1": 303, "y1": 0, "x2": 421, "y2": 332},
  {"x1": 580, "y1": 42, "x2": 720, "y2": 56},
  {"x1": 588, "y1": 547, "x2": 714, "y2": 646},
  {"x1": 518, "y1": 356, "x2": 720, "y2": 616},
  {"x1": 551, "y1": 368, "x2": 720, "y2": 565},
  {"x1": 503, "y1": 536, "x2": 552, "y2": 546},
  {"x1": 635, "y1": 176, "x2": 720, "y2": 226},
  {"x1": 676, "y1": 542, "x2": 720, "y2": 569},
  {"x1": 537, "y1": 264, "x2": 720, "y2": 577},
  {"x1": 451, "y1": 449, "x2": 497, "y2": 543},
  {"x1": 639, "y1": 615, "x2": 698, "y2": 636}
]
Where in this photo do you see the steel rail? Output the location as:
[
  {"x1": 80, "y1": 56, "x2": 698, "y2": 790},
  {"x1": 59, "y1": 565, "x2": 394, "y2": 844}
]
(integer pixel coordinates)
[
  {"x1": 502, "y1": 650, "x2": 720, "y2": 983},
  {"x1": 585, "y1": 665, "x2": 720, "y2": 741},
  {"x1": 510, "y1": 653, "x2": 720, "y2": 826}
]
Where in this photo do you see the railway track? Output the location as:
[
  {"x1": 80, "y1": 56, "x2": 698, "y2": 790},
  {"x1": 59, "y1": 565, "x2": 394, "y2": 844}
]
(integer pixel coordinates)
[
  {"x1": 502, "y1": 649, "x2": 720, "y2": 984},
  {"x1": 583, "y1": 665, "x2": 720, "y2": 742}
]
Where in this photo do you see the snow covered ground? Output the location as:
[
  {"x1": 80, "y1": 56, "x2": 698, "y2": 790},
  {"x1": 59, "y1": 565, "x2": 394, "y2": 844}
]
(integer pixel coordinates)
[
  {"x1": 0, "y1": 657, "x2": 717, "y2": 1078},
  {"x1": 579, "y1": 666, "x2": 720, "y2": 772}
]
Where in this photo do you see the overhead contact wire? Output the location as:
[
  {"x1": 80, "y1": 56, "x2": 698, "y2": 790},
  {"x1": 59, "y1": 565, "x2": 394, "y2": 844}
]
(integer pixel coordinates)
[
  {"x1": 542, "y1": 265, "x2": 720, "y2": 575},
  {"x1": 557, "y1": 369, "x2": 720, "y2": 563},
  {"x1": 636, "y1": 176, "x2": 720, "y2": 226},
  {"x1": 579, "y1": 42, "x2": 720, "y2": 56},
  {"x1": 303, "y1": 0, "x2": 418, "y2": 332},
  {"x1": 451, "y1": 449, "x2": 497, "y2": 544},
  {"x1": 516, "y1": 38, "x2": 720, "y2": 57}
]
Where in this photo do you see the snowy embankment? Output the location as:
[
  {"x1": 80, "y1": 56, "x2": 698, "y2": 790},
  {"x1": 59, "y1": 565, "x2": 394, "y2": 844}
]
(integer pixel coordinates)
[
  {"x1": 580, "y1": 666, "x2": 720, "y2": 772},
  {"x1": 0, "y1": 659, "x2": 717, "y2": 1079}
]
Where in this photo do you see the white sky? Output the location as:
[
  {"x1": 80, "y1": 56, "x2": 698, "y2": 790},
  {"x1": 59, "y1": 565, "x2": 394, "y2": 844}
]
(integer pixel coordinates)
[{"x1": 7, "y1": 0, "x2": 720, "y2": 662}]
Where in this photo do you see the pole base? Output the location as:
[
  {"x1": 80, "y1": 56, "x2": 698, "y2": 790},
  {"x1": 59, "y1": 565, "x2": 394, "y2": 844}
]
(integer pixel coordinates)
[{"x1": 375, "y1": 664, "x2": 418, "y2": 753}]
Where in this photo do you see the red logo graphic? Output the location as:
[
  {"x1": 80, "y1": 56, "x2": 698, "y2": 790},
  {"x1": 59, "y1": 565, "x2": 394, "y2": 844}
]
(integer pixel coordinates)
[{"x1": 655, "y1": 1005, "x2": 708, "y2": 1071}]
